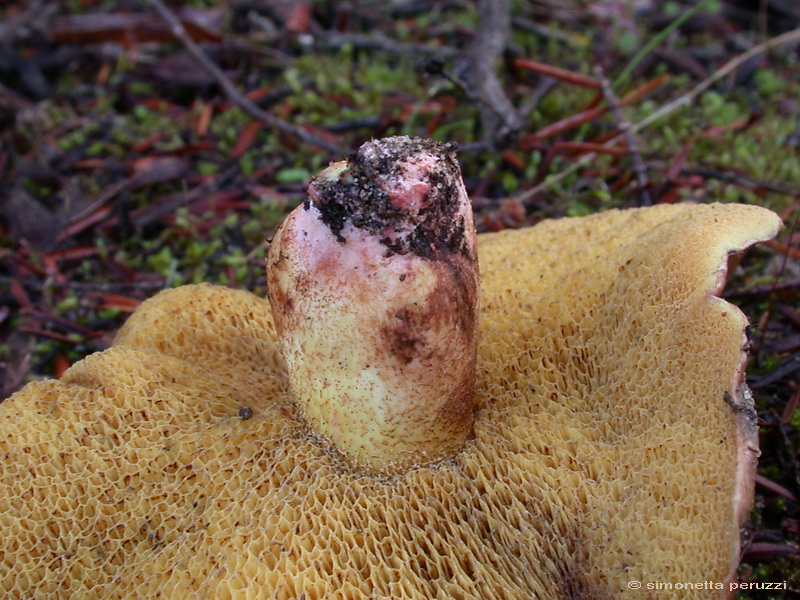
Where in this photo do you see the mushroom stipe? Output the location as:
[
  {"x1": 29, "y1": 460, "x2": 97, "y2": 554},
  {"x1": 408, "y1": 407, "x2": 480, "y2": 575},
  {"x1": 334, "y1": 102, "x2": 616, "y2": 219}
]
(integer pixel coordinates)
[
  {"x1": 0, "y1": 137, "x2": 783, "y2": 599},
  {"x1": 268, "y1": 138, "x2": 478, "y2": 476}
]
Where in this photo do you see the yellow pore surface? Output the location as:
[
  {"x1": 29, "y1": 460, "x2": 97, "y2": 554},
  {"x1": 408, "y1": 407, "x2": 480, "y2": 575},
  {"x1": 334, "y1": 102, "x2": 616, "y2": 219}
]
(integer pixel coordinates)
[{"x1": 0, "y1": 203, "x2": 781, "y2": 599}]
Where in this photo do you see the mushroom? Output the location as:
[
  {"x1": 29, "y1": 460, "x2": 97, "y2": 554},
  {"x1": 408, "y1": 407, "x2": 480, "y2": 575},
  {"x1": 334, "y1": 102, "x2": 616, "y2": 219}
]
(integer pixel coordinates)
[
  {"x1": 267, "y1": 137, "x2": 478, "y2": 475},
  {"x1": 0, "y1": 137, "x2": 781, "y2": 599}
]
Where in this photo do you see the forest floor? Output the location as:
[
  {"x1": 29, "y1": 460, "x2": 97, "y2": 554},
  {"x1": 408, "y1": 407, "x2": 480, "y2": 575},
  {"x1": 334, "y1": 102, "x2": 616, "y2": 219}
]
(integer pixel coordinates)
[{"x1": 1, "y1": 0, "x2": 800, "y2": 596}]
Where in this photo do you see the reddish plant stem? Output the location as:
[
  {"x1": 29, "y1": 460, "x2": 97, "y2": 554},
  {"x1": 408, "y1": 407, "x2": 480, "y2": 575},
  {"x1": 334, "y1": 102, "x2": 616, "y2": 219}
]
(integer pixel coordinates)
[{"x1": 513, "y1": 58, "x2": 601, "y2": 89}]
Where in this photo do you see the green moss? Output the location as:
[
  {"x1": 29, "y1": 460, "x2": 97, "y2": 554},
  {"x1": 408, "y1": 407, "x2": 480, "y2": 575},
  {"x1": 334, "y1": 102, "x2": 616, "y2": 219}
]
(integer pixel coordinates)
[
  {"x1": 147, "y1": 247, "x2": 177, "y2": 277},
  {"x1": 196, "y1": 162, "x2": 219, "y2": 176},
  {"x1": 500, "y1": 171, "x2": 520, "y2": 194},
  {"x1": 128, "y1": 81, "x2": 155, "y2": 96},
  {"x1": 239, "y1": 150, "x2": 257, "y2": 176},
  {"x1": 565, "y1": 200, "x2": 596, "y2": 217},
  {"x1": 755, "y1": 70, "x2": 788, "y2": 96},
  {"x1": 275, "y1": 168, "x2": 312, "y2": 184},
  {"x1": 54, "y1": 295, "x2": 79, "y2": 315},
  {"x1": 98, "y1": 308, "x2": 121, "y2": 320}
]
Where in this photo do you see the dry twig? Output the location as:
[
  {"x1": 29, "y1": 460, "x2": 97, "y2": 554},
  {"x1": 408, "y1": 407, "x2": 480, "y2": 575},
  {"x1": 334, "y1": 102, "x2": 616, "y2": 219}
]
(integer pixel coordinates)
[
  {"x1": 452, "y1": 0, "x2": 522, "y2": 145},
  {"x1": 0, "y1": 275, "x2": 168, "y2": 293},
  {"x1": 595, "y1": 66, "x2": 651, "y2": 206},
  {"x1": 316, "y1": 31, "x2": 456, "y2": 59},
  {"x1": 682, "y1": 168, "x2": 800, "y2": 197},
  {"x1": 513, "y1": 25, "x2": 800, "y2": 204},
  {"x1": 147, "y1": 0, "x2": 344, "y2": 154}
]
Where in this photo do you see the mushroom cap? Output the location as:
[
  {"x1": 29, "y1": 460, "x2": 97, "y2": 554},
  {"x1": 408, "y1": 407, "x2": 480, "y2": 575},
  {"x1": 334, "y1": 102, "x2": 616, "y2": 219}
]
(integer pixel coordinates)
[{"x1": 0, "y1": 203, "x2": 780, "y2": 598}]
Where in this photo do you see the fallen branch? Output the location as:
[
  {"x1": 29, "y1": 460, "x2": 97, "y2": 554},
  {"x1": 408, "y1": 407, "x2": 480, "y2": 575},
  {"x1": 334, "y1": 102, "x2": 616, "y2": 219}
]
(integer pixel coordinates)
[
  {"x1": 452, "y1": 0, "x2": 522, "y2": 145},
  {"x1": 147, "y1": 0, "x2": 344, "y2": 154}
]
